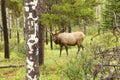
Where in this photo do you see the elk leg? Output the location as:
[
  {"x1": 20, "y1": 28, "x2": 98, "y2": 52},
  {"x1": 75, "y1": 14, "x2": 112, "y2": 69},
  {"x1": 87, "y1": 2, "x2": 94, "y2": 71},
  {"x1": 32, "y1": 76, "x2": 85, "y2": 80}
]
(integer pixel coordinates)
[
  {"x1": 77, "y1": 45, "x2": 80, "y2": 54},
  {"x1": 80, "y1": 45, "x2": 84, "y2": 50},
  {"x1": 60, "y1": 45, "x2": 63, "y2": 57},
  {"x1": 65, "y1": 46, "x2": 68, "y2": 56},
  {"x1": 77, "y1": 45, "x2": 84, "y2": 54}
]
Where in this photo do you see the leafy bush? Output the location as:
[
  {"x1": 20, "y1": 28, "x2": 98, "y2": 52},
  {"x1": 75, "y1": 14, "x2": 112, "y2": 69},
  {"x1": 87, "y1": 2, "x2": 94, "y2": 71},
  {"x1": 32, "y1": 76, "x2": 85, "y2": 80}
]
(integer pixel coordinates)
[{"x1": 62, "y1": 52, "x2": 93, "y2": 80}]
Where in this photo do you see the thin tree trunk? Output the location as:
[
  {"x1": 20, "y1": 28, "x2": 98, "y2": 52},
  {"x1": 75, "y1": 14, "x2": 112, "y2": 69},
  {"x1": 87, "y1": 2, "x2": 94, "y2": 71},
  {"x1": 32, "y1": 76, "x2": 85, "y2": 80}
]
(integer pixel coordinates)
[
  {"x1": 46, "y1": 27, "x2": 48, "y2": 45},
  {"x1": 8, "y1": 10, "x2": 12, "y2": 39},
  {"x1": 16, "y1": 18, "x2": 20, "y2": 52},
  {"x1": 38, "y1": 23, "x2": 44, "y2": 65},
  {"x1": 24, "y1": 0, "x2": 40, "y2": 80},
  {"x1": 68, "y1": 24, "x2": 71, "y2": 33},
  {"x1": 83, "y1": 19, "x2": 86, "y2": 34},
  {"x1": 0, "y1": 30, "x2": 2, "y2": 41},
  {"x1": 7, "y1": 10, "x2": 12, "y2": 39},
  {"x1": 1, "y1": 0, "x2": 9, "y2": 59},
  {"x1": 50, "y1": 26, "x2": 53, "y2": 49},
  {"x1": 97, "y1": 21, "x2": 100, "y2": 35},
  {"x1": 0, "y1": 25, "x2": 3, "y2": 41}
]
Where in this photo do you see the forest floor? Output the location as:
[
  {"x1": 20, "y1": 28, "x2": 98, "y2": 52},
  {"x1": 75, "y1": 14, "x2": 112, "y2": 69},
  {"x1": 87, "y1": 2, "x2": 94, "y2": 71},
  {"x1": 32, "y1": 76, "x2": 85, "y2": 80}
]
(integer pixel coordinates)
[
  {"x1": 0, "y1": 33, "x2": 120, "y2": 80},
  {"x1": 0, "y1": 45, "x2": 81, "y2": 80}
]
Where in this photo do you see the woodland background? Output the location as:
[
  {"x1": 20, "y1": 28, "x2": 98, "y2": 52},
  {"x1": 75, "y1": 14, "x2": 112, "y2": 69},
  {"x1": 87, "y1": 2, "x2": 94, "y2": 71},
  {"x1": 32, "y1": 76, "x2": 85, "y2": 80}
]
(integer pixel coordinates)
[{"x1": 0, "y1": 0, "x2": 120, "y2": 80}]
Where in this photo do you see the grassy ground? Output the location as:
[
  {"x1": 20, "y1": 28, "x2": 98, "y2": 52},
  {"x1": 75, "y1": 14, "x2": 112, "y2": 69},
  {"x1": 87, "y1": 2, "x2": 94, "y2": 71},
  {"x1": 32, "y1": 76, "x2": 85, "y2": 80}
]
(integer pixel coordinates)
[
  {"x1": 0, "y1": 46, "x2": 86, "y2": 80},
  {"x1": 0, "y1": 32, "x2": 119, "y2": 80},
  {"x1": 0, "y1": 42, "x2": 85, "y2": 80}
]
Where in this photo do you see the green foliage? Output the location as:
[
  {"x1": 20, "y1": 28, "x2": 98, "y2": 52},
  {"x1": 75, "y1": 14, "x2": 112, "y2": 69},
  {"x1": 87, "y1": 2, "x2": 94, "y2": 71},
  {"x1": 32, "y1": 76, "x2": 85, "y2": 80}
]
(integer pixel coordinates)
[
  {"x1": 41, "y1": 0, "x2": 100, "y2": 28},
  {"x1": 6, "y1": 0, "x2": 23, "y2": 17},
  {"x1": 40, "y1": 13, "x2": 59, "y2": 27},
  {"x1": 0, "y1": 30, "x2": 119, "y2": 79},
  {"x1": 102, "y1": 0, "x2": 120, "y2": 30},
  {"x1": 61, "y1": 52, "x2": 93, "y2": 80}
]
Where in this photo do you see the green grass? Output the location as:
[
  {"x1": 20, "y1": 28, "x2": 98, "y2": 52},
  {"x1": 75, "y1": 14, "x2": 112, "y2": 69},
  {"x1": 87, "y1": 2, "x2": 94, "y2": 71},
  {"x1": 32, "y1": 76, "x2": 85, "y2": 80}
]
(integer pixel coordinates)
[
  {"x1": 0, "y1": 32, "x2": 120, "y2": 80},
  {"x1": 0, "y1": 42, "x2": 86, "y2": 80}
]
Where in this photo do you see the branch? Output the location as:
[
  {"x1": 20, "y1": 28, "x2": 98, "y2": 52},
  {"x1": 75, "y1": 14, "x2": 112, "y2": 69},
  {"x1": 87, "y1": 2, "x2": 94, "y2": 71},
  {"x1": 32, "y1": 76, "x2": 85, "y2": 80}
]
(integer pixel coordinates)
[
  {"x1": 0, "y1": 64, "x2": 25, "y2": 68},
  {"x1": 112, "y1": 11, "x2": 118, "y2": 27}
]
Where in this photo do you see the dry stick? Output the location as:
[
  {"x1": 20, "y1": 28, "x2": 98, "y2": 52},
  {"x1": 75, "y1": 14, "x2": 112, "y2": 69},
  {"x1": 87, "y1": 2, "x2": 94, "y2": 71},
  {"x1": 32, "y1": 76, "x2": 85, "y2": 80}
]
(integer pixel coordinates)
[
  {"x1": 0, "y1": 64, "x2": 24, "y2": 68},
  {"x1": 112, "y1": 11, "x2": 120, "y2": 44}
]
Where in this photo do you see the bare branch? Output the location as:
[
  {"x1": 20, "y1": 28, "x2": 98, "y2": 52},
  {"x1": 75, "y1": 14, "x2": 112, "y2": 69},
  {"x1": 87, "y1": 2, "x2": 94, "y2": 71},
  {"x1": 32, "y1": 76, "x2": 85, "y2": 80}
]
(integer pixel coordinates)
[{"x1": 0, "y1": 64, "x2": 24, "y2": 68}]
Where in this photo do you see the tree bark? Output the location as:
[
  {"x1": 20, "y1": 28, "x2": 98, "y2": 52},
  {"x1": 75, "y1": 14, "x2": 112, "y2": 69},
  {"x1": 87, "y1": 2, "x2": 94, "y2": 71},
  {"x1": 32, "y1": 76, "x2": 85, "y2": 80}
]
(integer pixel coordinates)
[
  {"x1": 68, "y1": 24, "x2": 71, "y2": 33},
  {"x1": 50, "y1": 26, "x2": 53, "y2": 50},
  {"x1": 38, "y1": 23, "x2": 44, "y2": 65},
  {"x1": 24, "y1": 0, "x2": 40, "y2": 80},
  {"x1": 16, "y1": 18, "x2": 20, "y2": 45},
  {"x1": 37, "y1": 0, "x2": 45, "y2": 65},
  {"x1": 46, "y1": 27, "x2": 48, "y2": 45},
  {"x1": 16, "y1": 18, "x2": 20, "y2": 52},
  {"x1": 0, "y1": 25, "x2": 3, "y2": 41},
  {"x1": 1, "y1": 0, "x2": 10, "y2": 59},
  {"x1": 83, "y1": 19, "x2": 86, "y2": 35}
]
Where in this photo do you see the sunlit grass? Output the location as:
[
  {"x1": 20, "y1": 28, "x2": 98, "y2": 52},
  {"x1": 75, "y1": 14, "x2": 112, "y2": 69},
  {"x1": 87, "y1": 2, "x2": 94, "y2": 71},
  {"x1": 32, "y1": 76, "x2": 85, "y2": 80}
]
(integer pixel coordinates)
[{"x1": 0, "y1": 31, "x2": 119, "y2": 80}]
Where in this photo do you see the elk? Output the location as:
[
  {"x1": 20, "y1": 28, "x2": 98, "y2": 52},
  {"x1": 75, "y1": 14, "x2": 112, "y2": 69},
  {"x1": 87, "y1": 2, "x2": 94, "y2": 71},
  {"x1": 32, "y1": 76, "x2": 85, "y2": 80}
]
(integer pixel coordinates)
[{"x1": 47, "y1": 29, "x2": 85, "y2": 57}]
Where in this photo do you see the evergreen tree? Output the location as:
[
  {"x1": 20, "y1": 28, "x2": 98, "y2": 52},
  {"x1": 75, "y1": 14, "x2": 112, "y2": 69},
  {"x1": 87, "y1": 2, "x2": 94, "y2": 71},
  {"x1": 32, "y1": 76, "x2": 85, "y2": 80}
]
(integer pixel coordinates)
[
  {"x1": 41, "y1": 0, "x2": 100, "y2": 29},
  {"x1": 102, "y1": 0, "x2": 120, "y2": 30}
]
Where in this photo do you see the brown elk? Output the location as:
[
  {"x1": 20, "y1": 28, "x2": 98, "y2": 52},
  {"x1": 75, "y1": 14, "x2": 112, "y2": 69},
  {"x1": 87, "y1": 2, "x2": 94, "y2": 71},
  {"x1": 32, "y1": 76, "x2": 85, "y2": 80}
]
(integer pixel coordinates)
[{"x1": 47, "y1": 29, "x2": 85, "y2": 57}]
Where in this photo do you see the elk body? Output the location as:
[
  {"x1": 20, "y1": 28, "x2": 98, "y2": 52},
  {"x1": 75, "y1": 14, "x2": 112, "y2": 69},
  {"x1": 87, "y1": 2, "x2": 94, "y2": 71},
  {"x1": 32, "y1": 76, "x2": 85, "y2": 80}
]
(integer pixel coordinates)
[{"x1": 49, "y1": 30, "x2": 85, "y2": 56}]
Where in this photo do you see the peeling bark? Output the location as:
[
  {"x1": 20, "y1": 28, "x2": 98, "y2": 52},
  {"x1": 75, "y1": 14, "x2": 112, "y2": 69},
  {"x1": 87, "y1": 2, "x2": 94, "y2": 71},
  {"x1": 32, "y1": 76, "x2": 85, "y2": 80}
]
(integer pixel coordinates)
[{"x1": 24, "y1": 0, "x2": 40, "y2": 80}]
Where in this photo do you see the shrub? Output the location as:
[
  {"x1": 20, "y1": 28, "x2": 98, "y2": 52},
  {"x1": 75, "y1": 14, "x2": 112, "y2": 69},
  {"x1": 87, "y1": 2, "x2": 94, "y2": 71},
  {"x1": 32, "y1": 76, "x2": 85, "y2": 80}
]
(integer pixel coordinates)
[{"x1": 62, "y1": 52, "x2": 93, "y2": 80}]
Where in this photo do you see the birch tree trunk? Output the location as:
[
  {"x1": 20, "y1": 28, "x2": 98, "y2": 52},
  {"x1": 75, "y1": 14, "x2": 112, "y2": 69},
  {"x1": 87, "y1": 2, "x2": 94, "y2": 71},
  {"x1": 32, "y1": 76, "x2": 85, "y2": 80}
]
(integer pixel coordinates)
[{"x1": 24, "y1": 0, "x2": 40, "y2": 80}]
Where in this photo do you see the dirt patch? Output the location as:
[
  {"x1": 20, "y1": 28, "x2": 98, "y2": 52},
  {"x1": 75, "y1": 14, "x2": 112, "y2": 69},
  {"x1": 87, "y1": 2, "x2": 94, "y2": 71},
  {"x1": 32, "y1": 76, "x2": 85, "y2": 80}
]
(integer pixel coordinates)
[{"x1": 0, "y1": 68, "x2": 15, "y2": 80}]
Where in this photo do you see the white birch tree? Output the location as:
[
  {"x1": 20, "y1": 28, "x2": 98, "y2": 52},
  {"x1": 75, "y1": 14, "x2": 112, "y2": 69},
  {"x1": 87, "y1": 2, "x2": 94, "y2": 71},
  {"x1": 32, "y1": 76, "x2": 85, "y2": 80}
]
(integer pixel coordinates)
[{"x1": 24, "y1": 0, "x2": 40, "y2": 80}]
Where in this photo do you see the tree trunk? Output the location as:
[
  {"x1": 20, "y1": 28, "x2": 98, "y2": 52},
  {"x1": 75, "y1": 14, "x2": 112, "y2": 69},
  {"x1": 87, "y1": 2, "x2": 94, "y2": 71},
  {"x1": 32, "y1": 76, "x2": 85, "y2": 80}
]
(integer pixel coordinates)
[
  {"x1": 68, "y1": 24, "x2": 71, "y2": 33},
  {"x1": 38, "y1": 23, "x2": 44, "y2": 65},
  {"x1": 46, "y1": 27, "x2": 48, "y2": 45},
  {"x1": 9, "y1": 12, "x2": 12, "y2": 39},
  {"x1": 16, "y1": 18, "x2": 20, "y2": 45},
  {"x1": 83, "y1": 19, "x2": 86, "y2": 34},
  {"x1": 7, "y1": 10, "x2": 12, "y2": 39},
  {"x1": 0, "y1": 25, "x2": 3, "y2": 41},
  {"x1": 1, "y1": 0, "x2": 9, "y2": 59},
  {"x1": 37, "y1": 0, "x2": 45, "y2": 66},
  {"x1": 0, "y1": 30, "x2": 2, "y2": 41},
  {"x1": 97, "y1": 21, "x2": 100, "y2": 35},
  {"x1": 50, "y1": 26, "x2": 53, "y2": 50},
  {"x1": 24, "y1": 0, "x2": 40, "y2": 80},
  {"x1": 16, "y1": 18, "x2": 20, "y2": 52}
]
